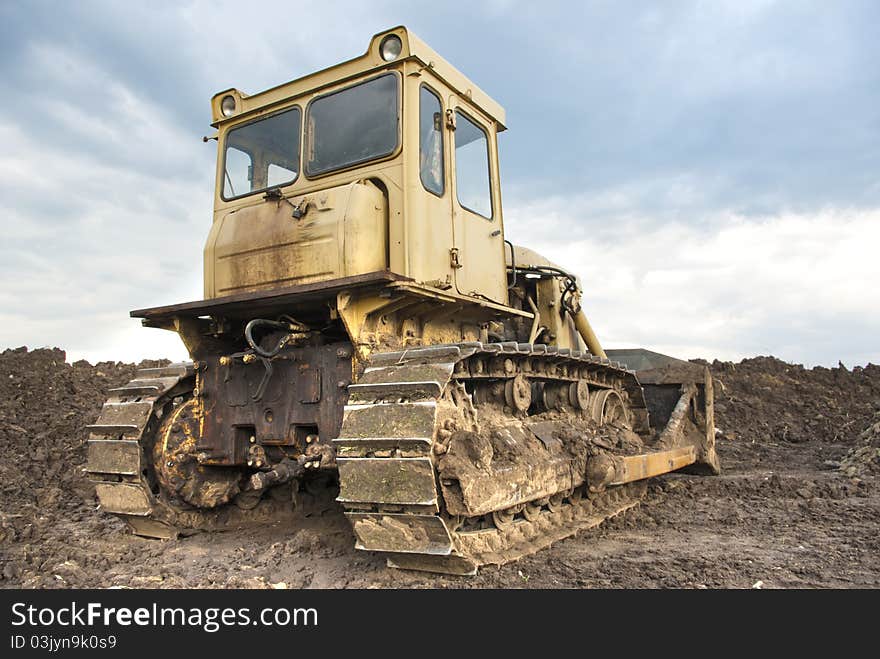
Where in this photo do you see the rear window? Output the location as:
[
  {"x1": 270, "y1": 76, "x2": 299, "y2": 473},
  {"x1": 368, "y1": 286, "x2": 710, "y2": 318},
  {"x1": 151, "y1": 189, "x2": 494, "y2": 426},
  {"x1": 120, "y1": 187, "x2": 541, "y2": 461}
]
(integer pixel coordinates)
[{"x1": 306, "y1": 73, "x2": 399, "y2": 176}]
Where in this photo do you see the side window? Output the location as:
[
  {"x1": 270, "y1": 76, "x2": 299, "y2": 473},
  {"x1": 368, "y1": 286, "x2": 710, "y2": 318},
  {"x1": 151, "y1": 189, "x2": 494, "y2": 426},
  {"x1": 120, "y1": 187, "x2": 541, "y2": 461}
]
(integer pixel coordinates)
[
  {"x1": 223, "y1": 147, "x2": 252, "y2": 199},
  {"x1": 419, "y1": 86, "x2": 444, "y2": 195},
  {"x1": 454, "y1": 110, "x2": 492, "y2": 219}
]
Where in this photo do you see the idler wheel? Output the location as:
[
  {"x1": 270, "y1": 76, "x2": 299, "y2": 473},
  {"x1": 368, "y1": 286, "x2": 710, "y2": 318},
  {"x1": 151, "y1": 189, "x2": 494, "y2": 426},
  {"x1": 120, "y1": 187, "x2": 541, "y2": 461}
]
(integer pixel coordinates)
[{"x1": 590, "y1": 389, "x2": 631, "y2": 428}]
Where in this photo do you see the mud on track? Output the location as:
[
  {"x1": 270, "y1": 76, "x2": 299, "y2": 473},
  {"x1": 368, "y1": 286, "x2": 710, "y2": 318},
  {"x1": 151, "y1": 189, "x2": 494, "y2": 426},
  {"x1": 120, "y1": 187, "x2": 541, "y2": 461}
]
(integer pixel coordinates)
[{"x1": 1, "y1": 347, "x2": 878, "y2": 588}]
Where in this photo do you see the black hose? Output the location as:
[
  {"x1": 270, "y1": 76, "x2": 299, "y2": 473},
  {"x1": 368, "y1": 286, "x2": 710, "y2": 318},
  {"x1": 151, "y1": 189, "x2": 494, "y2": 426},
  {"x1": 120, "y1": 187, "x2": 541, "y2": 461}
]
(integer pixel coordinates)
[
  {"x1": 512, "y1": 265, "x2": 580, "y2": 312},
  {"x1": 244, "y1": 319, "x2": 293, "y2": 358}
]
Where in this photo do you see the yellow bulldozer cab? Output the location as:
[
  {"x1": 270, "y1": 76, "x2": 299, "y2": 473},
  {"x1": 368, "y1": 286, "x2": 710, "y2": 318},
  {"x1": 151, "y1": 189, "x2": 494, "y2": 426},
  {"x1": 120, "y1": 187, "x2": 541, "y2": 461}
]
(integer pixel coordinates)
[{"x1": 204, "y1": 27, "x2": 510, "y2": 306}]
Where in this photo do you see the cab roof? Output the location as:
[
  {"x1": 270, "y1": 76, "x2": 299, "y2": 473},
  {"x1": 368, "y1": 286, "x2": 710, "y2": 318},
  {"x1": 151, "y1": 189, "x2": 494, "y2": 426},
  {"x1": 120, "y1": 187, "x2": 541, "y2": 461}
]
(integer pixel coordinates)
[{"x1": 210, "y1": 26, "x2": 507, "y2": 131}]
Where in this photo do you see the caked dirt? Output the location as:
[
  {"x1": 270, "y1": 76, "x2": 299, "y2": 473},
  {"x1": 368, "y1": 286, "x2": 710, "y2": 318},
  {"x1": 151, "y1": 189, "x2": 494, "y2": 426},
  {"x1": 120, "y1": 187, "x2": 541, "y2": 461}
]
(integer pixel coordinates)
[{"x1": 1, "y1": 347, "x2": 878, "y2": 589}]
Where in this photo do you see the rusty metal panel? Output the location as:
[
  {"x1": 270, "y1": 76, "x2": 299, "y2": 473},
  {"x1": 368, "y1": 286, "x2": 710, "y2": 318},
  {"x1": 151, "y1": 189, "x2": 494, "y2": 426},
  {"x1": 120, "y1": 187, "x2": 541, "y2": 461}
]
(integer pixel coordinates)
[
  {"x1": 199, "y1": 342, "x2": 351, "y2": 464},
  {"x1": 337, "y1": 457, "x2": 437, "y2": 505},
  {"x1": 296, "y1": 367, "x2": 321, "y2": 403},
  {"x1": 95, "y1": 483, "x2": 152, "y2": 516},
  {"x1": 347, "y1": 512, "x2": 453, "y2": 555},
  {"x1": 86, "y1": 440, "x2": 141, "y2": 475},
  {"x1": 132, "y1": 271, "x2": 407, "y2": 321}
]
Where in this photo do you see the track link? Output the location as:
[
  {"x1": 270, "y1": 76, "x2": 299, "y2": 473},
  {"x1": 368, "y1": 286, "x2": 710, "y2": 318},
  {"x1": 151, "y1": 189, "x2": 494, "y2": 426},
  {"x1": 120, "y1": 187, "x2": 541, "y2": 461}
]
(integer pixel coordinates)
[
  {"x1": 85, "y1": 363, "x2": 297, "y2": 538},
  {"x1": 336, "y1": 342, "x2": 654, "y2": 574}
]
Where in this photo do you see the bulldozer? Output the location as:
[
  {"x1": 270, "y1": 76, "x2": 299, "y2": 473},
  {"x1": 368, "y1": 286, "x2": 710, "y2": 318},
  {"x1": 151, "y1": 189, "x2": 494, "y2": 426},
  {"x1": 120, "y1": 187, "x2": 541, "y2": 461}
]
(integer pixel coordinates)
[{"x1": 86, "y1": 26, "x2": 719, "y2": 575}]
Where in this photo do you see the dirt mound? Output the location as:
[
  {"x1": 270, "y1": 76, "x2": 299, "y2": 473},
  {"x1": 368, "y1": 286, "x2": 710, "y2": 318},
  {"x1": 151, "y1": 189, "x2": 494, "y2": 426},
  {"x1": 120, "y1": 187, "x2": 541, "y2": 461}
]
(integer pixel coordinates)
[
  {"x1": 709, "y1": 356, "x2": 880, "y2": 445},
  {"x1": 1, "y1": 348, "x2": 878, "y2": 588},
  {"x1": 839, "y1": 412, "x2": 880, "y2": 477},
  {"x1": 0, "y1": 347, "x2": 164, "y2": 548}
]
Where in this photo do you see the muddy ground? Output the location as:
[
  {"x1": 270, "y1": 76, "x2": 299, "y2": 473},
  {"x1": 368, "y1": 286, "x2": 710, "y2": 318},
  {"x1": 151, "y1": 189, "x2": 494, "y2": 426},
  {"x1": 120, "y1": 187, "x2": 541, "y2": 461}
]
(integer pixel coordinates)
[{"x1": 1, "y1": 347, "x2": 878, "y2": 589}]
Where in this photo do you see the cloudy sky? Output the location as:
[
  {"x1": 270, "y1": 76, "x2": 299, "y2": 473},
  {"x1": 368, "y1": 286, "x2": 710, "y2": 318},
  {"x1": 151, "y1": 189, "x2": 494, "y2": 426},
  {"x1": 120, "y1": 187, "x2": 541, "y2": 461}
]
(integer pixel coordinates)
[{"x1": 1, "y1": 0, "x2": 878, "y2": 366}]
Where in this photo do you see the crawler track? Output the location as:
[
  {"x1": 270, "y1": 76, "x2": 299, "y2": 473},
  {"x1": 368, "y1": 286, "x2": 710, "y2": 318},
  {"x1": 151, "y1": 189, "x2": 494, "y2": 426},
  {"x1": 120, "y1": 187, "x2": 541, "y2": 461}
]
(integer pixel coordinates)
[
  {"x1": 86, "y1": 343, "x2": 708, "y2": 572},
  {"x1": 336, "y1": 342, "x2": 655, "y2": 575},
  {"x1": 85, "y1": 363, "x2": 298, "y2": 538}
]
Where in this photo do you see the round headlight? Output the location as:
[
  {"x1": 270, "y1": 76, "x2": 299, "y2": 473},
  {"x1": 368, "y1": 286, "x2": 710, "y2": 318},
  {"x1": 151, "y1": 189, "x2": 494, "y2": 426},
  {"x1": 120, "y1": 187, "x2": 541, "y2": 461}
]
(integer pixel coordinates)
[
  {"x1": 379, "y1": 34, "x2": 402, "y2": 62},
  {"x1": 220, "y1": 95, "x2": 237, "y2": 117}
]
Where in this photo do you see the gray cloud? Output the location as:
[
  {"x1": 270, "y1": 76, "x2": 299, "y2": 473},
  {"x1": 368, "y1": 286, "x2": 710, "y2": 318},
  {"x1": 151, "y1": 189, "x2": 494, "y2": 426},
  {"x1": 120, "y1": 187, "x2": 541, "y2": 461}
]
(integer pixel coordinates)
[{"x1": 1, "y1": 1, "x2": 878, "y2": 365}]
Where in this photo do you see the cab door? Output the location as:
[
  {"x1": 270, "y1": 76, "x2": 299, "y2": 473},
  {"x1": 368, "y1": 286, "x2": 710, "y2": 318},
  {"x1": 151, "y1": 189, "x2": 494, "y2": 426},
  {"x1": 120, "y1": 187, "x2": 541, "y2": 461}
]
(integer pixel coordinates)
[
  {"x1": 448, "y1": 99, "x2": 508, "y2": 303},
  {"x1": 411, "y1": 83, "x2": 457, "y2": 289}
]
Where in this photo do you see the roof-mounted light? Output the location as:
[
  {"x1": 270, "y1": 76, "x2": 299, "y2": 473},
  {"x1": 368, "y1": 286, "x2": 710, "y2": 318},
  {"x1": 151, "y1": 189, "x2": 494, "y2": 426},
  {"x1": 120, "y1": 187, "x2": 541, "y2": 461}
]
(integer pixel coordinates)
[
  {"x1": 379, "y1": 34, "x2": 402, "y2": 62},
  {"x1": 220, "y1": 95, "x2": 237, "y2": 117}
]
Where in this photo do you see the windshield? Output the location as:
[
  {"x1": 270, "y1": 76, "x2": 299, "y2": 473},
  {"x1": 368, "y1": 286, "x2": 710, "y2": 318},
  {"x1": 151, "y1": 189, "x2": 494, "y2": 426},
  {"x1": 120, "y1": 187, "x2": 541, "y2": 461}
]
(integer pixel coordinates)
[
  {"x1": 306, "y1": 73, "x2": 399, "y2": 176},
  {"x1": 222, "y1": 106, "x2": 301, "y2": 200}
]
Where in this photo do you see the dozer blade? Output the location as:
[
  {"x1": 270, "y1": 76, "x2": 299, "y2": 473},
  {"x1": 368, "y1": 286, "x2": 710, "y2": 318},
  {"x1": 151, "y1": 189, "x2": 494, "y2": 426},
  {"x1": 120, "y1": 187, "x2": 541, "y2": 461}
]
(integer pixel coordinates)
[{"x1": 606, "y1": 348, "x2": 720, "y2": 474}]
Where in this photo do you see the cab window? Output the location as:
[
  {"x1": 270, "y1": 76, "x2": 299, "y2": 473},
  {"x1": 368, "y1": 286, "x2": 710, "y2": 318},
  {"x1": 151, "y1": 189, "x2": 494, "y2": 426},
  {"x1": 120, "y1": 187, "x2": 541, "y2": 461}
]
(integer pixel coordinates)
[
  {"x1": 419, "y1": 86, "x2": 444, "y2": 195},
  {"x1": 222, "y1": 106, "x2": 301, "y2": 200},
  {"x1": 306, "y1": 73, "x2": 399, "y2": 176},
  {"x1": 454, "y1": 110, "x2": 492, "y2": 219}
]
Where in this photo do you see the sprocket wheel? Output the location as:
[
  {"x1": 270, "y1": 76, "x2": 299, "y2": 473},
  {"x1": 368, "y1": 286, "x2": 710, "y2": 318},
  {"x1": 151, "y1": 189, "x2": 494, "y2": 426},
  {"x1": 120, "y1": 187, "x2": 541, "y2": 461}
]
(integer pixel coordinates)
[{"x1": 153, "y1": 398, "x2": 242, "y2": 508}]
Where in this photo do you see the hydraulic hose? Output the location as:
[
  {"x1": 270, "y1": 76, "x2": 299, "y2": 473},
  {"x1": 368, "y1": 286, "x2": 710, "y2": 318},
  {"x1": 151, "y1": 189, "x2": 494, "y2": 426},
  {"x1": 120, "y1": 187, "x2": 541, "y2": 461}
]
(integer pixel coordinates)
[{"x1": 244, "y1": 319, "x2": 296, "y2": 358}]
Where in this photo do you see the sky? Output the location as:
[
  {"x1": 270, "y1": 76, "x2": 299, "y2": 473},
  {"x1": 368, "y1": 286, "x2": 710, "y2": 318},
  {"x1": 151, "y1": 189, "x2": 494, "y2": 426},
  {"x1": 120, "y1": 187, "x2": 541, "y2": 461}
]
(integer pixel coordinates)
[{"x1": 1, "y1": 0, "x2": 878, "y2": 367}]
